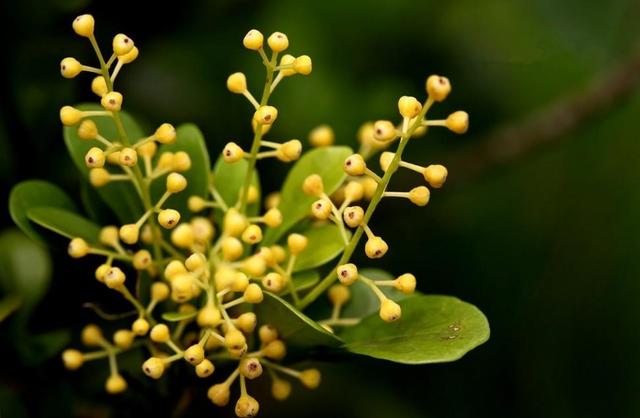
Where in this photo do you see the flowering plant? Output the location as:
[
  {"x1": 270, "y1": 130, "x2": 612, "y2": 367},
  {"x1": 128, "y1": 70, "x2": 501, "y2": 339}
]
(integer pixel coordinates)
[{"x1": 9, "y1": 14, "x2": 489, "y2": 417}]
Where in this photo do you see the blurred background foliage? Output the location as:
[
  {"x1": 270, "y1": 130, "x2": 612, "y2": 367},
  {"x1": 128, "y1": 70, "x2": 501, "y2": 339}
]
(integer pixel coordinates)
[{"x1": 1, "y1": 0, "x2": 640, "y2": 417}]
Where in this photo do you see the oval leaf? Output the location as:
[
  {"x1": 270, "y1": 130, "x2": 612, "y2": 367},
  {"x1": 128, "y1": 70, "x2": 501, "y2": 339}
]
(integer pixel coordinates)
[
  {"x1": 0, "y1": 295, "x2": 23, "y2": 323},
  {"x1": 9, "y1": 180, "x2": 77, "y2": 243},
  {"x1": 162, "y1": 310, "x2": 198, "y2": 322},
  {"x1": 64, "y1": 103, "x2": 145, "y2": 223},
  {"x1": 340, "y1": 295, "x2": 490, "y2": 364},
  {"x1": 293, "y1": 223, "x2": 347, "y2": 272},
  {"x1": 263, "y1": 146, "x2": 352, "y2": 245},
  {"x1": 27, "y1": 207, "x2": 101, "y2": 243},
  {"x1": 152, "y1": 123, "x2": 211, "y2": 218},
  {"x1": 212, "y1": 156, "x2": 261, "y2": 217},
  {"x1": 255, "y1": 291, "x2": 342, "y2": 349}
]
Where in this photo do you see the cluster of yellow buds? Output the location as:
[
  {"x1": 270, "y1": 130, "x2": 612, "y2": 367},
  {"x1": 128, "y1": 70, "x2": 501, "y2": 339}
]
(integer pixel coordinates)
[{"x1": 49, "y1": 14, "x2": 470, "y2": 417}]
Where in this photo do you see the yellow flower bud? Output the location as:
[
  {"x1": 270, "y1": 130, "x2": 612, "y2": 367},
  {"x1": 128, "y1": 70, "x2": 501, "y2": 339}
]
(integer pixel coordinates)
[
  {"x1": 113, "y1": 329, "x2": 135, "y2": 349},
  {"x1": 311, "y1": 198, "x2": 332, "y2": 220},
  {"x1": 223, "y1": 208, "x2": 247, "y2": 236},
  {"x1": 197, "y1": 305, "x2": 221, "y2": 327},
  {"x1": 158, "y1": 209, "x2": 181, "y2": 229},
  {"x1": 423, "y1": 164, "x2": 448, "y2": 188},
  {"x1": 60, "y1": 106, "x2": 82, "y2": 126},
  {"x1": 104, "y1": 266, "x2": 126, "y2": 289},
  {"x1": 91, "y1": 76, "x2": 108, "y2": 97},
  {"x1": 192, "y1": 217, "x2": 215, "y2": 242},
  {"x1": 336, "y1": 263, "x2": 358, "y2": 285},
  {"x1": 279, "y1": 54, "x2": 296, "y2": 76},
  {"x1": 171, "y1": 223, "x2": 194, "y2": 248},
  {"x1": 72, "y1": 14, "x2": 94, "y2": 37},
  {"x1": 112, "y1": 33, "x2": 134, "y2": 56},
  {"x1": 300, "y1": 368, "x2": 321, "y2": 389},
  {"x1": 132, "y1": 249, "x2": 152, "y2": 270},
  {"x1": 358, "y1": 122, "x2": 388, "y2": 150},
  {"x1": 166, "y1": 172, "x2": 187, "y2": 193},
  {"x1": 132, "y1": 317, "x2": 150, "y2": 336},
  {"x1": 119, "y1": 224, "x2": 139, "y2": 244},
  {"x1": 89, "y1": 168, "x2": 111, "y2": 187},
  {"x1": 208, "y1": 383, "x2": 230, "y2": 406},
  {"x1": 150, "y1": 324, "x2": 170, "y2": 343},
  {"x1": 343, "y1": 206, "x2": 364, "y2": 228},
  {"x1": 195, "y1": 359, "x2": 215, "y2": 378},
  {"x1": 408, "y1": 186, "x2": 430, "y2": 206},
  {"x1": 276, "y1": 139, "x2": 302, "y2": 162},
  {"x1": 188, "y1": 196, "x2": 206, "y2": 212},
  {"x1": 226, "y1": 72, "x2": 247, "y2": 94},
  {"x1": 263, "y1": 207, "x2": 282, "y2": 227},
  {"x1": 221, "y1": 237, "x2": 243, "y2": 260},
  {"x1": 395, "y1": 273, "x2": 416, "y2": 294},
  {"x1": 253, "y1": 105, "x2": 278, "y2": 125},
  {"x1": 373, "y1": 120, "x2": 397, "y2": 142},
  {"x1": 262, "y1": 339, "x2": 286, "y2": 360},
  {"x1": 62, "y1": 349, "x2": 84, "y2": 370},
  {"x1": 445, "y1": 111, "x2": 469, "y2": 134},
  {"x1": 172, "y1": 151, "x2": 192, "y2": 171},
  {"x1": 68, "y1": 237, "x2": 89, "y2": 258},
  {"x1": 95, "y1": 263, "x2": 110, "y2": 282},
  {"x1": 271, "y1": 245, "x2": 286, "y2": 263},
  {"x1": 60, "y1": 57, "x2": 82, "y2": 78},
  {"x1": 328, "y1": 284, "x2": 350, "y2": 305},
  {"x1": 262, "y1": 272, "x2": 285, "y2": 293},
  {"x1": 272, "y1": 379, "x2": 291, "y2": 400},
  {"x1": 232, "y1": 272, "x2": 250, "y2": 292},
  {"x1": 365, "y1": 236, "x2": 388, "y2": 259},
  {"x1": 81, "y1": 324, "x2": 103, "y2": 346},
  {"x1": 105, "y1": 374, "x2": 127, "y2": 394},
  {"x1": 184, "y1": 344, "x2": 205, "y2": 365},
  {"x1": 259, "y1": 324, "x2": 278, "y2": 344},
  {"x1": 397, "y1": 95, "x2": 422, "y2": 118},
  {"x1": 379, "y1": 151, "x2": 394, "y2": 172},
  {"x1": 244, "y1": 283, "x2": 264, "y2": 303},
  {"x1": 239, "y1": 357, "x2": 263, "y2": 380},
  {"x1": 151, "y1": 282, "x2": 170, "y2": 301},
  {"x1": 265, "y1": 192, "x2": 281, "y2": 209},
  {"x1": 118, "y1": 147, "x2": 137, "y2": 167},
  {"x1": 344, "y1": 181, "x2": 364, "y2": 202},
  {"x1": 302, "y1": 174, "x2": 324, "y2": 196},
  {"x1": 119, "y1": 46, "x2": 139, "y2": 64},
  {"x1": 85, "y1": 147, "x2": 105, "y2": 168},
  {"x1": 154, "y1": 123, "x2": 177, "y2": 144},
  {"x1": 142, "y1": 357, "x2": 165, "y2": 379},
  {"x1": 426, "y1": 75, "x2": 451, "y2": 102},
  {"x1": 267, "y1": 31, "x2": 289, "y2": 52},
  {"x1": 101, "y1": 91, "x2": 123, "y2": 112},
  {"x1": 225, "y1": 328, "x2": 247, "y2": 351},
  {"x1": 379, "y1": 298, "x2": 402, "y2": 322},
  {"x1": 344, "y1": 154, "x2": 366, "y2": 176},
  {"x1": 287, "y1": 233, "x2": 308, "y2": 255},
  {"x1": 241, "y1": 255, "x2": 266, "y2": 277},
  {"x1": 164, "y1": 260, "x2": 187, "y2": 280},
  {"x1": 293, "y1": 55, "x2": 312, "y2": 75},
  {"x1": 241, "y1": 224, "x2": 263, "y2": 244},
  {"x1": 308, "y1": 124, "x2": 334, "y2": 147},
  {"x1": 171, "y1": 274, "x2": 195, "y2": 302},
  {"x1": 243, "y1": 29, "x2": 264, "y2": 50},
  {"x1": 137, "y1": 141, "x2": 157, "y2": 158},
  {"x1": 222, "y1": 142, "x2": 244, "y2": 163},
  {"x1": 78, "y1": 119, "x2": 98, "y2": 139},
  {"x1": 235, "y1": 395, "x2": 260, "y2": 418}
]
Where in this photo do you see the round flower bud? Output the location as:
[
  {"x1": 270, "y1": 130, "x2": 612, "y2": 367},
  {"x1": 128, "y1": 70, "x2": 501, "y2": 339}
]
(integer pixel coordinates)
[
  {"x1": 164, "y1": 260, "x2": 187, "y2": 280},
  {"x1": 133, "y1": 249, "x2": 152, "y2": 270},
  {"x1": 308, "y1": 124, "x2": 334, "y2": 147},
  {"x1": 398, "y1": 96, "x2": 422, "y2": 118},
  {"x1": 172, "y1": 151, "x2": 192, "y2": 171},
  {"x1": 99, "y1": 226, "x2": 119, "y2": 246},
  {"x1": 101, "y1": 91, "x2": 123, "y2": 112},
  {"x1": 272, "y1": 379, "x2": 291, "y2": 400},
  {"x1": 328, "y1": 284, "x2": 350, "y2": 305},
  {"x1": 119, "y1": 224, "x2": 139, "y2": 244},
  {"x1": 60, "y1": 106, "x2": 82, "y2": 126},
  {"x1": 81, "y1": 324, "x2": 103, "y2": 346},
  {"x1": 171, "y1": 274, "x2": 194, "y2": 302},
  {"x1": 188, "y1": 196, "x2": 207, "y2": 212},
  {"x1": 118, "y1": 147, "x2": 137, "y2": 167},
  {"x1": 104, "y1": 266, "x2": 126, "y2": 289},
  {"x1": 91, "y1": 76, "x2": 108, "y2": 97},
  {"x1": 276, "y1": 139, "x2": 302, "y2": 162},
  {"x1": 155, "y1": 123, "x2": 176, "y2": 144},
  {"x1": 68, "y1": 237, "x2": 89, "y2": 258},
  {"x1": 244, "y1": 185, "x2": 259, "y2": 204},
  {"x1": 132, "y1": 317, "x2": 150, "y2": 336},
  {"x1": 72, "y1": 14, "x2": 94, "y2": 37},
  {"x1": 119, "y1": 46, "x2": 139, "y2": 64},
  {"x1": 226, "y1": 72, "x2": 247, "y2": 94},
  {"x1": 293, "y1": 55, "x2": 312, "y2": 75},
  {"x1": 112, "y1": 33, "x2": 134, "y2": 56},
  {"x1": 78, "y1": 119, "x2": 98, "y2": 139},
  {"x1": 373, "y1": 120, "x2": 397, "y2": 142},
  {"x1": 279, "y1": 54, "x2": 296, "y2": 76},
  {"x1": 105, "y1": 374, "x2": 127, "y2": 394},
  {"x1": 221, "y1": 237, "x2": 243, "y2": 261},
  {"x1": 151, "y1": 282, "x2": 170, "y2": 302},
  {"x1": 208, "y1": 383, "x2": 230, "y2": 406},
  {"x1": 343, "y1": 206, "x2": 364, "y2": 228},
  {"x1": 137, "y1": 141, "x2": 157, "y2": 158},
  {"x1": 142, "y1": 357, "x2": 165, "y2": 379},
  {"x1": 222, "y1": 142, "x2": 244, "y2": 163},
  {"x1": 243, "y1": 29, "x2": 264, "y2": 50},
  {"x1": 300, "y1": 369, "x2": 321, "y2": 389},
  {"x1": 267, "y1": 31, "x2": 289, "y2": 52},
  {"x1": 244, "y1": 283, "x2": 264, "y2": 303},
  {"x1": 197, "y1": 305, "x2": 221, "y2": 327},
  {"x1": 311, "y1": 198, "x2": 332, "y2": 220},
  {"x1": 242, "y1": 255, "x2": 266, "y2": 277},
  {"x1": 95, "y1": 263, "x2": 110, "y2": 282},
  {"x1": 215, "y1": 268, "x2": 236, "y2": 290},
  {"x1": 445, "y1": 111, "x2": 469, "y2": 134},
  {"x1": 361, "y1": 177, "x2": 378, "y2": 200},
  {"x1": 395, "y1": 273, "x2": 416, "y2": 294},
  {"x1": 408, "y1": 186, "x2": 430, "y2": 206},
  {"x1": 235, "y1": 395, "x2": 260, "y2": 418},
  {"x1": 259, "y1": 324, "x2": 278, "y2": 344},
  {"x1": 171, "y1": 224, "x2": 194, "y2": 248},
  {"x1": 158, "y1": 209, "x2": 181, "y2": 229},
  {"x1": 60, "y1": 57, "x2": 82, "y2": 78},
  {"x1": 365, "y1": 236, "x2": 388, "y2": 259},
  {"x1": 150, "y1": 324, "x2": 170, "y2": 343},
  {"x1": 224, "y1": 328, "x2": 247, "y2": 352},
  {"x1": 239, "y1": 358, "x2": 263, "y2": 380},
  {"x1": 379, "y1": 298, "x2": 402, "y2": 322},
  {"x1": 195, "y1": 359, "x2": 215, "y2": 378},
  {"x1": 344, "y1": 181, "x2": 364, "y2": 202},
  {"x1": 62, "y1": 349, "x2": 84, "y2": 370},
  {"x1": 184, "y1": 252, "x2": 206, "y2": 271},
  {"x1": 423, "y1": 164, "x2": 448, "y2": 188},
  {"x1": 192, "y1": 217, "x2": 215, "y2": 242},
  {"x1": 336, "y1": 263, "x2": 358, "y2": 285},
  {"x1": 379, "y1": 151, "x2": 394, "y2": 172},
  {"x1": 235, "y1": 312, "x2": 257, "y2": 333},
  {"x1": 426, "y1": 75, "x2": 451, "y2": 102},
  {"x1": 157, "y1": 152, "x2": 174, "y2": 170},
  {"x1": 262, "y1": 272, "x2": 285, "y2": 293},
  {"x1": 107, "y1": 151, "x2": 121, "y2": 165},
  {"x1": 113, "y1": 329, "x2": 135, "y2": 349},
  {"x1": 89, "y1": 168, "x2": 110, "y2": 187},
  {"x1": 253, "y1": 105, "x2": 278, "y2": 125},
  {"x1": 166, "y1": 172, "x2": 187, "y2": 193},
  {"x1": 262, "y1": 339, "x2": 286, "y2": 360},
  {"x1": 302, "y1": 174, "x2": 324, "y2": 196},
  {"x1": 241, "y1": 224, "x2": 263, "y2": 244},
  {"x1": 358, "y1": 121, "x2": 388, "y2": 150},
  {"x1": 184, "y1": 344, "x2": 205, "y2": 365},
  {"x1": 263, "y1": 207, "x2": 282, "y2": 228},
  {"x1": 287, "y1": 233, "x2": 308, "y2": 255},
  {"x1": 344, "y1": 154, "x2": 366, "y2": 176},
  {"x1": 223, "y1": 208, "x2": 247, "y2": 236},
  {"x1": 271, "y1": 245, "x2": 286, "y2": 264},
  {"x1": 232, "y1": 272, "x2": 250, "y2": 292}
]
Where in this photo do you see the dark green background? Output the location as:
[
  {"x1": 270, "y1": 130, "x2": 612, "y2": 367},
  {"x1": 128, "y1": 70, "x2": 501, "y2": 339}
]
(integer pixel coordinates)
[{"x1": 2, "y1": 0, "x2": 639, "y2": 417}]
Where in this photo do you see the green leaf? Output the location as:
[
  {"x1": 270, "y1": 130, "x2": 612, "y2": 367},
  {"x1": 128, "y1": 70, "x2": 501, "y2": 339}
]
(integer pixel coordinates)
[
  {"x1": 63, "y1": 103, "x2": 145, "y2": 223},
  {"x1": 26, "y1": 207, "x2": 101, "y2": 243},
  {"x1": 152, "y1": 123, "x2": 211, "y2": 218},
  {"x1": 255, "y1": 291, "x2": 342, "y2": 350},
  {"x1": 0, "y1": 295, "x2": 22, "y2": 323},
  {"x1": 211, "y1": 156, "x2": 261, "y2": 217},
  {"x1": 342, "y1": 268, "x2": 414, "y2": 318},
  {"x1": 263, "y1": 146, "x2": 352, "y2": 245},
  {"x1": 281, "y1": 269, "x2": 320, "y2": 296},
  {"x1": 293, "y1": 222, "x2": 347, "y2": 272},
  {"x1": 0, "y1": 229, "x2": 52, "y2": 316},
  {"x1": 162, "y1": 311, "x2": 198, "y2": 322},
  {"x1": 80, "y1": 181, "x2": 115, "y2": 224},
  {"x1": 9, "y1": 180, "x2": 77, "y2": 243},
  {"x1": 340, "y1": 295, "x2": 490, "y2": 364}
]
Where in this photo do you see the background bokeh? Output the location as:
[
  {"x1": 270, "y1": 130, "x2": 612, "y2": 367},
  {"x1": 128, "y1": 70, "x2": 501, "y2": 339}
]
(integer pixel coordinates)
[{"x1": 2, "y1": 0, "x2": 640, "y2": 417}]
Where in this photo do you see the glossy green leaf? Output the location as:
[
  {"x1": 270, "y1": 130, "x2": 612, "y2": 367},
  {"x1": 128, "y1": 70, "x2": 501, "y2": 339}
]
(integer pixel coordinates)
[
  {"x1": 293, "y1": 223, "x2": 348, "y2": 272},
  {"x1": 63, "y1": 103, "x2": 145, "y2": 223},
  {"x1": 255, "y1": 291, "x2": 342, "y2": 349},
  {"x1": 211, "y1": 156, "x2": 261, "y2": 217},
  {"x1": 263, "y1": 146, "x2": 352, "y2": 245},
  {"x1": 0, "y1": 295, "x2": 22, "y2": 323},
  {"x1": 151, "y1": 123, "x2": 211, "y2": 218},
  {"x1": 9, "y1": 180, "x2": 77, "y2": 243},
  {"x1": 281, "y1": 269, "x2": 320, "y2": 296},
  {"x1": 26, "y1": 207, "x2": 101, "y2": 243},
  {"x1": 0, "y1": 229, "x2": 52, "y2": 315},
  {"x1": 341, "y1": 295, "x2": 490, "y2": 364},
  {"x1": 162, "y1": 311, "x2": 198, "y2": 322}
]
